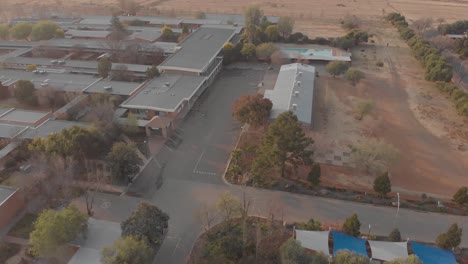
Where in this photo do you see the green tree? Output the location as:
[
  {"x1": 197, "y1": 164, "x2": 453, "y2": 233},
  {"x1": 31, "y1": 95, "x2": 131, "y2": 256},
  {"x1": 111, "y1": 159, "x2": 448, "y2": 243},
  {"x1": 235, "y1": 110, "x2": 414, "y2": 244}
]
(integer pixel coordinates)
[
  {"x1": 265, "y1": 25, "x2": 280, "y2": 42},
  {"x1": 10, "y1": 22, "x2": 32, "y2": 40},
  {"x1": 452, "y1": 186, "x2": 468, "y2": 206},
  {"x1": 14, "y1": 80, "x2": 37, "y2": 106},
  {"x1": 388, "y1": 228, "x2": 401, "y2": 242},
  {"x1": 0, "y1": 24, "x2": 9, "y2": 39},
  {"x1": 297, "y1": 218, "x2": 322, "y2": 231},
  {"x1": 244, "y1": 5, "x2": 263, "y2": 27},
  {"x1": 255, "y1": 111, "x2": 313, "y2": 177},
  {"x1": 436, "y1": 223, "x2": 463, "y2": 249},
  {"x1": 30, "y1": 21, "x2": 61, "y2": 41},
  {"x1": 110, "y1": 15, "x2": 127, "y2": 40},
  {"x1": 334, "y1": 250, "x2": 369, "y2": 264},
  {"x1": 146, "y1": 65, "x2": 159, "y2": 79},
  {"x1": 29, "y1": 126, "x2": 107, "y2": 159},
  {"x1": 195, "y1": 11, "x2": 206, "y2": 19},
  {"x1": 345, "y1": 30, "x2": 369, "y2": 45},
  {"x1": 355, "y1": 99, "x2": 374, "y2": 120},
  {"x1": 161, "y1": 25, "x2": 175, "y2": 41},
  {"x1": 232, "y1": 94, "x2": 272, "y2": 126},
  {"x1": 373, "y1": 171, "x2": 391, "y2": 197},
  {"x1": 29, "y1": 206, "x2": 88, "y2": 257},
  {"x1": 101, "y1": 236, "x2": 153, "y2": 264},
  {"x1": 223, "y1": 42, "x2": 236, "y2": 64},
  {"x1": 106, "y1": 142, "x2": 143, "y2": 183},
  {"x1": 325, "y1": 61, "x2": 350, "y2": 77},
  {"x1": 121, "y1": 202, "x2": 169, "y2": 247},
  {"x1": 260, "y1": 16, "x2": 272, "y2": 31},
  {"x1": 55, "y1": 29, "x2": 65, "y2": 38},
  {"x1": 26, "y1": 64, "x2": 37, "y2": 71},
  {"x1": 342, "y1": 213, "x2": 361, "y2": 237},
  {"x1": 280, "y1": 238, "x2": 328, "y2": 264},
  {"x1": 182, "y1": 24, "x2": 189, "y2": 35},
  {"x1": 307, "y1": 163, "x2": 321, "y2": 186},
  {"x1": 278, "y1": 16, "x2": 295, "y2": 38},
  {"x1": 345, "y1": 68, "x2": 365, "y2": 85},
  {"x1": 241, "y1": 43, "x2": 256, "y2": 60},
  {"x1": 386, "y1": 255, "x2": 422, "y2": 264},
  {"x1": 98, "y1": 58, "x2": 112, "y2": 78},
  {"x1": 256, "y1": 42, "x2": 278, "y2": 61}
]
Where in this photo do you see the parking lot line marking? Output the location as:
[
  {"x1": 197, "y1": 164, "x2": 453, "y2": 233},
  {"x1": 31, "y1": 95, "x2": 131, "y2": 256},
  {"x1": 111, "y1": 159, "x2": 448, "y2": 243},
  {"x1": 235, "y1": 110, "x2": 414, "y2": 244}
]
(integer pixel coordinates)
[
  {"x1": 164, "y1": 145, "x2": 174, "y2": 152},
  {"x1": 193, "y1": 150, "x2": 205, "y2": 173},
  {"x1": 194, "y1": 170, "x2": 217, "y2": 176}
]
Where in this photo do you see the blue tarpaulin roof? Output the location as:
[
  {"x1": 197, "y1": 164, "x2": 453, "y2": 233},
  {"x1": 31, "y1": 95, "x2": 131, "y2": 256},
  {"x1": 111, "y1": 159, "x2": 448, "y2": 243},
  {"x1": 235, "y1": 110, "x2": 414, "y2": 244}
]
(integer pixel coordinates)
[
  {"x1": 332, "y1": 231, "x2": 368, "y2": 257},
  {"x1": 411, "y1": 242, "x2": 457, "y2": 264}
]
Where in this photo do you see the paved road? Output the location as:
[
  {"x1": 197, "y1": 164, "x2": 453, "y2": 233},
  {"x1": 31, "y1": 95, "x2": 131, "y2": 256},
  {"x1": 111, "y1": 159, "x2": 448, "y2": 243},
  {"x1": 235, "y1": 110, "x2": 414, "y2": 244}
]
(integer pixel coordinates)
[{"x1": 128, "y1": 69, "x2": 468, "y2": 264}]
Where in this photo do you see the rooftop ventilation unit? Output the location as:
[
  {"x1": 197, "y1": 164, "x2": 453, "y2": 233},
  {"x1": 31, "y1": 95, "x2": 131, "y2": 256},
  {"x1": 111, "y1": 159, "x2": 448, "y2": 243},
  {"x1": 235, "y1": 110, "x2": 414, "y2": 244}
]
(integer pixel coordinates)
[
  {"x1": 292, "y1": 104, "x2": 297, "y2": 110},
  {"x1": 298, "y1": 71, "x2": 303, "y2": 76},
  {"x1": 164, "y1": 82, "x2": 170, "y2": 87},
  {"x1": 294, "y1": 91, "x2": 299, "y2": 97},
  {"x1": 296, "y1": 81, "x2": 301, "y2": 86},
  {"x1": 104, "y1": 86, "x2": 112, "y2": 91}
]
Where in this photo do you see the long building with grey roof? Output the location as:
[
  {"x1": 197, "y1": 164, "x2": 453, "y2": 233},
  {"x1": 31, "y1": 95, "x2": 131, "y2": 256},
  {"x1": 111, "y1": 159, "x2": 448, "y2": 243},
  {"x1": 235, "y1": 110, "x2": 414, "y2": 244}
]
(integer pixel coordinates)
[
  {"x1": 264, "y1": 63, "x2": 316, "y2": 126},
  {"x1": 158, "y1": 26, "x2": 238, "y2": 74}
]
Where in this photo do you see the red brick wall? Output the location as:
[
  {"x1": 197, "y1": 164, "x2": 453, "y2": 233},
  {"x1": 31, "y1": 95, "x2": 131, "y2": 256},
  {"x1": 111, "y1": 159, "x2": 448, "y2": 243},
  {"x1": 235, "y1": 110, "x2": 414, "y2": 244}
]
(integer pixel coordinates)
[{"x1": 0, "y1": 190, "x2": 25, "y2": 228}]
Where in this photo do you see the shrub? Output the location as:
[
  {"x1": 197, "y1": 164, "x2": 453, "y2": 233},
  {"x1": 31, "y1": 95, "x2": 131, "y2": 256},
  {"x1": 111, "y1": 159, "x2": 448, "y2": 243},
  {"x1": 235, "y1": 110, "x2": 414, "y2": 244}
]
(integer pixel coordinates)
[{"x1": 376, "y1": 61, "x2": 384, "y2": 67}]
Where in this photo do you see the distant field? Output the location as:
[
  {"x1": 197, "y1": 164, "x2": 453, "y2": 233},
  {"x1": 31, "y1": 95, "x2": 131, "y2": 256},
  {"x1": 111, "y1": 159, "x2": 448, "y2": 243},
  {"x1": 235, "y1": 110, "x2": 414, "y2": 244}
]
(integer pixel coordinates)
[{"x1": 3, "y1": 0, "x2": 468, "y2": 37}]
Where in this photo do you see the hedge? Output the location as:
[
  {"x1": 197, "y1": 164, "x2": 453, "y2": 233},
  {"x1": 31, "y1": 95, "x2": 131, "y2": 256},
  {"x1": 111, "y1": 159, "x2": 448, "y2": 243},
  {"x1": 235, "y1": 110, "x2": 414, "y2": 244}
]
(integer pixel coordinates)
[{"x1": 386, "y1": 13, "x2": 468, "y2": 116}]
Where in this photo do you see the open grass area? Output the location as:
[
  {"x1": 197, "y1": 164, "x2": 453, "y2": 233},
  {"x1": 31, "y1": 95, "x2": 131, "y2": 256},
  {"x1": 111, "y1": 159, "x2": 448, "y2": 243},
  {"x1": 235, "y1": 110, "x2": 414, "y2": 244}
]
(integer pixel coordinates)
[
  {"x1": 0, "y1": 242, "x2": 21, "y2": 263},
  {"x1": 8, "y1": 213, "x2": 38, "y2": 239}
]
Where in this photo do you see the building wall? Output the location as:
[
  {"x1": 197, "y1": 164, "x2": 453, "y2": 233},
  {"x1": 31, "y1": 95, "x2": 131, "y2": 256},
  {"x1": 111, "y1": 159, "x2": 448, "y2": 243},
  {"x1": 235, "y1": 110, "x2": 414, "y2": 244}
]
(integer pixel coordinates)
[
  {"x1": 0, "y1": 190, "x2": 25, "y2": 229},
  {"x1": 159, "y1": 69, "x2": 200, "y2": 75}
]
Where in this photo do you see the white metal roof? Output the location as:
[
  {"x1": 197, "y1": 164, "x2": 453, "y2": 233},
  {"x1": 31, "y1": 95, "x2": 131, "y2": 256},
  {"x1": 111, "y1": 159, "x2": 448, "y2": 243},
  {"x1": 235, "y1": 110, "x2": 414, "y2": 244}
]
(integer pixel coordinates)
[
  {"x1": 295, "y1": 230, "x2": 330, "y2": 256},
  {"x1": 368, "y1": 241, "x2": 408, "y2": 262},
  {"x1": 264, "y1": 63, "x2": 315, "y2": 125}
]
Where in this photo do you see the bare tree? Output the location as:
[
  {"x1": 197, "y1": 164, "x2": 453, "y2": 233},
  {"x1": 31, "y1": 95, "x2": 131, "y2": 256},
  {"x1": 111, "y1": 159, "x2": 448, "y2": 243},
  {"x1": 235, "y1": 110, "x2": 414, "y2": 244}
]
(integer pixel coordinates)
[
  {"x1": 70, "y1": 44, "x2": 85, "y2": 60},
  {"x1": 101, "y1": 39, "x2": 124, "y2": 61},
  {"x1": 411, "y1": 17, "x2": 433, "y2": 35},
  {"x1": 216, "y1": 191, "x2": 240, "y2": 221},
  {"x1": 270, "y1": 50, "x2": 288, "y2": 65},
  {"x1": 111, "y1": 64, "x2": 134, "y2": 81},
  {"x1": 431, "y1": 35, "x2": 455, "y2": 52},
  {"x1": 84, "y1": 160, "x2": 110, "y2": 216},
  {"x1": 350, "y1": 138, "x2": 399, "y2": 175},
  {"x1": 341, "y1": 14, "x2": 361, "y2": 30},
  {"x1": 194, "y1": 203, "x2": 218, "y2": 232},
  {"x1": 90, "y1": 99, "x2": 120, "y2": 139}
]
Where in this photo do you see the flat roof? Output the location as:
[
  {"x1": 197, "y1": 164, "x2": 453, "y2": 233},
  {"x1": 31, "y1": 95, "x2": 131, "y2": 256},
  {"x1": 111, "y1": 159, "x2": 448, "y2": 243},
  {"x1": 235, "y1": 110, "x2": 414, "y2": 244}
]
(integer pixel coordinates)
[
  {"x1": 38, "y1": 39, "x2": 178, "y2": 54},
  {"x1": 0, "y1": 69, "x2": 98, "y2": 92},
  {"x1": 204, "y1": 13, "x2": 279, "y2": 25},
  {"x1": 264, "y1": 63, "x2": 315, "y2": 125},
  {"x1": 158, "y1": 27, "x2": 236, "y2": 73},
  {"x1": 83, "y1": 80, "x2": 143, "y2": 96},
  {"x1": 19, "y1": 119, "x2": 89, "y2": 139},
  {"x1": 0, "y1": 123, "x2": 28, "y2": 138},
  {"x1": 0, "y1": 109, "x2": 50, "y2": 124},
  {"x1": 278, "y1": 44, "x2": 352, "y2": 62},
  {"x1": 0, "y1": 185, "x2": 17, "y2": 205},
  {"x1": 121, "y1": 73, "x2": 206, "y2": 112},
  {"x1": 65, "y1": 30, "x2": 111, "y2": 38},
  {"x1": 128, "y1": 30, "x2": 162, "y2": 42}
]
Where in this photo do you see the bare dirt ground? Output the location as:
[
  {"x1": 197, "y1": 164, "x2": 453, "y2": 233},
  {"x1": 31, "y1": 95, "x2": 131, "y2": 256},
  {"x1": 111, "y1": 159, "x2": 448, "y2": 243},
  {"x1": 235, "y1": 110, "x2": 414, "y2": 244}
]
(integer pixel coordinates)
[{"x1": 309, "y1": 19, "x2": 468, "y2": 198}]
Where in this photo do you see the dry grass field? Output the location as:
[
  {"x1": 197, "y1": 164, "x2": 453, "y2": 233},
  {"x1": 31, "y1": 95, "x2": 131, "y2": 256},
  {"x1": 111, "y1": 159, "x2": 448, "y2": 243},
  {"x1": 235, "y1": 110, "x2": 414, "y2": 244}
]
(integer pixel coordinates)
[{"x1": 3, "y1": 0, "x2": 468, "y2": 37}]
